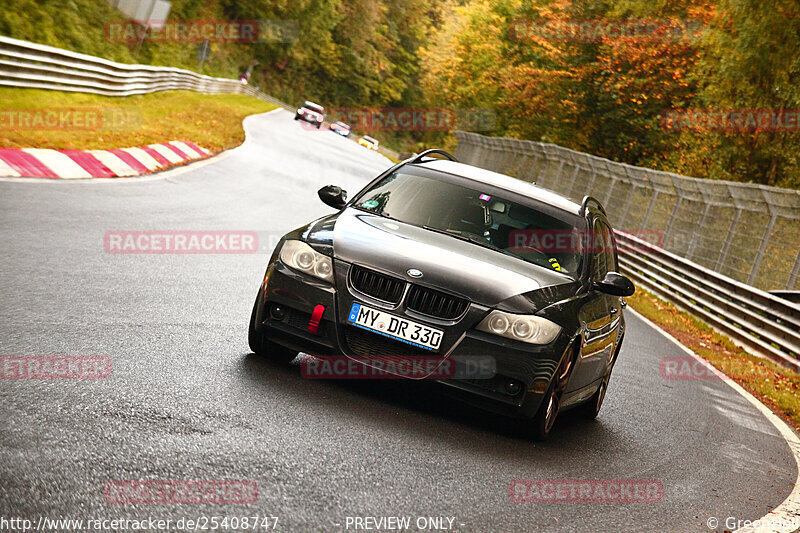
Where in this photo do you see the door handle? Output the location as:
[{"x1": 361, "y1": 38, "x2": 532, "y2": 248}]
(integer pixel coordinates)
[{"x1": 609, "y1": 307, "x2": 618, "y2": 316}]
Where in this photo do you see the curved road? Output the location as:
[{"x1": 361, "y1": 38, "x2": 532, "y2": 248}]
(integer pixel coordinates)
[{"x1": 0, "y1": 109, "x2": 796, "y2": 532}]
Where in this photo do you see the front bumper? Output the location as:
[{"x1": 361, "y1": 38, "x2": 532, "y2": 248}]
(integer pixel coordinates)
[{"x1": 253, "y1": 259, "x2": 573, "y2": 419}]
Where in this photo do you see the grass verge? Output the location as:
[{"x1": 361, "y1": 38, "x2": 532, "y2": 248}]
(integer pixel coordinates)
[
  {"x1": 0, "y1": 88, "x2": 277, "y2": 152},
  {"x1": 627, "y1": 289, "x2": 800, "y2": 432}
]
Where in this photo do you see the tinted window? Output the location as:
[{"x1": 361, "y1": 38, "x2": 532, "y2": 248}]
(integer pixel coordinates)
[
  {"x1": 354, "y1": 172, "x2": 583, "y2": 276},
  {"x1": 591, "y1": 219, "x2": 616, "y2": 281},
  {"x1": 602, "y1": 222, "x2": 618, "y2": 272}
]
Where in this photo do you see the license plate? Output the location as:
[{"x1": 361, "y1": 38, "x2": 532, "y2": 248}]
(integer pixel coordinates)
[{"x1": 348, "y1": 303, "x2": 443, "y2": 351}]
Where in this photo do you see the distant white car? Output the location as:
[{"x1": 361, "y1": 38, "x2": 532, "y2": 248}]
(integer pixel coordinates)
[
  {"x1": 295, "y1": 101, "x2": 324, "y2": 129},
  {"x1": 357, "y1": 136, "x2": 379, "y2": 150}
]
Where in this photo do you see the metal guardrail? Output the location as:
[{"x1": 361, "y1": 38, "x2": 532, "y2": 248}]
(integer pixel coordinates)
[
  {"x1": 616, "y1": 232, "x2": 800, "y2": 372},
  {"x1": 0, "y1": 35, "x2": 401, "y2": 160},
  {"x1": 454, "y1": 131, "x2": 800, "y2": 371},
  {"x1": 0, "y1": 35, "x2": 252, "y2": 96}
]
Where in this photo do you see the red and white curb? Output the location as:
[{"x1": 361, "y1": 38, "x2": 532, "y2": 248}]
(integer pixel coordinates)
[{"x1": 0, "y1": 141, "x2": 211, "y2": 179}]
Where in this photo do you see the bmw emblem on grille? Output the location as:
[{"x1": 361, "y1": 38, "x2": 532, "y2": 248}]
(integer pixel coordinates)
[{"x1": 407, "y1": 268, "x2": 423, "y2": 278}]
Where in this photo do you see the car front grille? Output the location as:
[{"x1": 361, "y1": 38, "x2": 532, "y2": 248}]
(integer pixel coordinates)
[
  {"x1": 349, "y1": 265, "x2": 405, "y2": 304},
  {"x1": 405, "y1": 285, "x2": 469, "y2": 320},
  {"x1": 348, "y1": 265, "x2": 470, "y2": 320},
  {"x1": 344, "y1": 326, "x2": 434, "y2": 357}
]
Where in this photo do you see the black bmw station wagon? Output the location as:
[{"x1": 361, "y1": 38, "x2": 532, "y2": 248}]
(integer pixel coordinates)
[{"x1": 248, "y1": 150, "x2": 635, "y2": 439}]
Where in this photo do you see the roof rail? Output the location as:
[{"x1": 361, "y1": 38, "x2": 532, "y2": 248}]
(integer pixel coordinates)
[
  {"x1": 407, "y1": 149, "x2": 458, "y2": 164},
  {"x1": 579, "y1": 195, "x2": 606, "y2": 216}
]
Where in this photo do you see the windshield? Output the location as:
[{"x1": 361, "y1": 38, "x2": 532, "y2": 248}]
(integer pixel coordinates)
[
  {"x1": 353, "y1": 172, "x2": 583, "y2": 276},
  {"x1": 304, "y1": 102, "x2": 324, "y2": 113}
]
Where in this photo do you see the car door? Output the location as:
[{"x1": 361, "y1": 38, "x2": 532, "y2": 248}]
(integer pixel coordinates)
[
  {"x1": 601, "y1": 220, "x2": 625, "y2": 365},
  {"x1": 570, "y1": 217, "x2": 620, "y2": 390}
]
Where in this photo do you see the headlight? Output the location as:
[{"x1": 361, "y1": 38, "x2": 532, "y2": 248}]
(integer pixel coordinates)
[
  {"x1": 279, "y1": 240, "x2": 334, "y2": 282},
  {"x1": 476, "y1": 310, "x2": 561, "y2": 344}
]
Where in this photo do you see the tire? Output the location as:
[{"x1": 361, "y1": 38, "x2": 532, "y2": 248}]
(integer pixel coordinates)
[
  {"x1": 523, "y1": 344, "x2": 578, "y2": 440},
  {"x1": 248, "y1": 296, "x2": 298, "y2": 363},
  {"x1": 294, "y1": 114, "x2": 300, "y2": 120},
  {"x1": 578, "y1": 372, "x2": 610, "y2": 420},
  {"x1": 579, "y1": 339, "x2": 621, "y2": 419},
  {"x1": 316, "y1": 122, "x2": 322, "y2": 129},
  {"x1": 526, "y1": 381, "x2": 560, "y2": 441}
]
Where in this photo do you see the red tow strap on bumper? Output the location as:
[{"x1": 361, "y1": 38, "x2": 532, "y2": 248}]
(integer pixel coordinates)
[{"x1": 308, "y1": 305, "x2": 325, "y2": 334}]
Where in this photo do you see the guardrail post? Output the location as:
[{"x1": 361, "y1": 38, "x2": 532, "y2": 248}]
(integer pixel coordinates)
[
  {"x1": 603, "y1": 164, "x2": 619, "y2": 207},
  {"x1": 533, "y1": 144, "x2": 548, "y2": 184},
  {"x1": 788, "y1": 249, "x2": 800, "y2": 290},
  {"x1": 686, "y1": 189, "x2": 712, "y2": 261},
  {"x1": 507, "y1": 140, "x2": 519, "y2": 173},
  {"x1": 662, "y1": 187, "x2": 683, "y2": 249},
  {"x1": 517, "y1": 152, "x2": 534, "y2": 183},
  {"x1": 528, "y1": 143, "x2": 543, "y2": 182},
  {"x1": 639, "y1": 188, "x2": 659, "y2": 232},
  {"x1": 585, "y1": 167, "x2": 598, "y2": 194},
  {"x1": 716, "y1": 208, "x2": 742, "y2": 273},
  {"x1": 747, "y1": 214, "x2": 777, "y2": 285},
  {"x1": 618, "y1": 166, "x2": 638, "y2": 228},
  {"x1": 566, "y1": 162, "x2": 583, "y2": 198},
  {"x1": 486, "y1": 139, "x2": 497, "y2": 169}
]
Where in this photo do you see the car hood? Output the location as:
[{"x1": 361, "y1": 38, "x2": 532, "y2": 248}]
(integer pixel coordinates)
[{"x1": 305, "y1": 208, "x2": 580, "y2": 311}]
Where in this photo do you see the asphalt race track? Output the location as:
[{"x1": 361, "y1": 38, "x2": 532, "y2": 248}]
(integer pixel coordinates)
[{"x1": 0, "y1": 109, "x2": 796, "y2": 532}]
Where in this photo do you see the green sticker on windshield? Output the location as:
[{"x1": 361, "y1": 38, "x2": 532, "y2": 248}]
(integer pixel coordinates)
[{"x1": 362, "y1": 200, "x2": 379, "y2": 209}]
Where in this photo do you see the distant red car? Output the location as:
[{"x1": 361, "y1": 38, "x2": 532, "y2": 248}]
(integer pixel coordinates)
[{"x1": 295, "y1": 101, "x2": 324, "y2": 129}]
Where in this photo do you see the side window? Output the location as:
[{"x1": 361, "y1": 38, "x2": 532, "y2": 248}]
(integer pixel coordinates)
[
  {"x1": 591, "y1": 219, "x2": 608, "y2": 282},
  {"x1": 600, "y1": 221, "x2": 618, "y2": 272}
]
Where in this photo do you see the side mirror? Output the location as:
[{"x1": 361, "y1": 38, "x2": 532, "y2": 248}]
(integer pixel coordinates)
[
  {"x1": 593, "y1": 272, "x2": 635, "y2": 297},
  {"x1": 318, "y1": 185, "x2": 347, "y2": 209}
]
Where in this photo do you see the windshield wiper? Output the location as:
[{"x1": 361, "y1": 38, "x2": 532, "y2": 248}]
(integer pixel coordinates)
[
  {"x1": 351, "y1": 205, "x2": 398, "y2": 221},
  {"x1": 422, "y1": 225, "x2": 532, "y2": 262},
  {"x1": 464, "y1": 234, "x2": 527, "y2": 261},
  {"x1": 422, "y1": 225, "x2": 470, "y2": 242}
]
